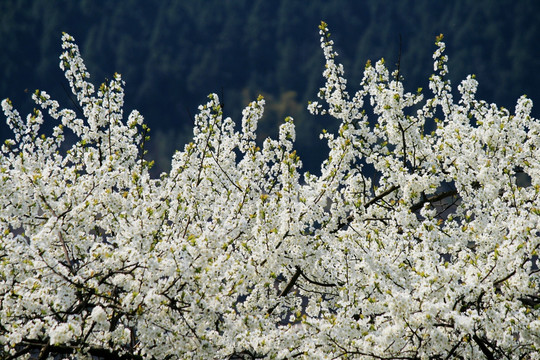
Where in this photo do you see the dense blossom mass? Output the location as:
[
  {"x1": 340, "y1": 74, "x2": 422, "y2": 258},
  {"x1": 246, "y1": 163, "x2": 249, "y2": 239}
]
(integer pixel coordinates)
[{"x1": 1, "y1": 22, "x2": 539, "y2": 359}]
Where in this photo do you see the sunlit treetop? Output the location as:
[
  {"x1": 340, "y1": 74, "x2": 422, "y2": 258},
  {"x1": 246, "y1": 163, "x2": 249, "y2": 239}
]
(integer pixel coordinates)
[{"x1": 0, "y1": 22, "x2": 539, "y2": 360}]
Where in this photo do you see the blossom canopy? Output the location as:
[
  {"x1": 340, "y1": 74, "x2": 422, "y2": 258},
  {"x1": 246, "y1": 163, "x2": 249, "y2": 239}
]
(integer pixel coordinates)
[{"x1": 0, "y1": 22, "x2": 539, "y2": 360}]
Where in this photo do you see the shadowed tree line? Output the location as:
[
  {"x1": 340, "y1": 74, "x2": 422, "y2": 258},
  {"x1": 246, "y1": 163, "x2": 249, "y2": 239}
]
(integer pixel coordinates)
[{"x1": 1, "y1": 0, "x2": 539, "y2": 174}]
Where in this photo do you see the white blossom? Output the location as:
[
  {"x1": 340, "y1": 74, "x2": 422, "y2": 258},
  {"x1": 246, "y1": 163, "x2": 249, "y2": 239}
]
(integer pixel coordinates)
[{"x1": 0, "y1": 22, "x2": 539, "y2": 359}]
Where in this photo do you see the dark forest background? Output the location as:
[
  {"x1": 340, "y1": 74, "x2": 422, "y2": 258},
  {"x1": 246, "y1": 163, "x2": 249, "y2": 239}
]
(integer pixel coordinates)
[{"x1": 1, "y1": 0, "x2": 539, "y2": 174}]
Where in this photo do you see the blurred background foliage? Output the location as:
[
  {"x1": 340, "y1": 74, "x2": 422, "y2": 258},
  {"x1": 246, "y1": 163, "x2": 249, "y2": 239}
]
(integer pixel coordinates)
[{"x1": 1, "y1": 0, "x2": 539, "y2": 175}]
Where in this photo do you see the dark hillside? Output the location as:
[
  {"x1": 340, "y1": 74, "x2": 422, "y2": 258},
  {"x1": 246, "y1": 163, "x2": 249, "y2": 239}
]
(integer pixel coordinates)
[{"x1": 1, "y1": 0, "x2": 539, "y2": 173}]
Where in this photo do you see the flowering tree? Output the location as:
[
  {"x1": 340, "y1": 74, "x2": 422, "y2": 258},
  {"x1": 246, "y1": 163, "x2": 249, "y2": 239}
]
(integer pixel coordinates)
[{"x1": 1, "y1": 22, "x2": 539, "y2": 360}]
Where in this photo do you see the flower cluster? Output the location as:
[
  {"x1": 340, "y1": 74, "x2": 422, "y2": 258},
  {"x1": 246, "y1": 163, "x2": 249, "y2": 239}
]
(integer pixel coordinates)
[{"x1": 0, "y1": 23, "x2": 539, "y2": 359}]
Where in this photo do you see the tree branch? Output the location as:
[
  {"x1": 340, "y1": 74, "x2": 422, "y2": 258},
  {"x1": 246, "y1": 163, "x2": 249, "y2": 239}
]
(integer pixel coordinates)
[
  {"x1": 472, "y1": 334, "x2": 496, "y2": 360},
  {"x1": 410, "y1": 190, "x2": 458, "y2": 212},
  {"x1": 279, "y1": 266, "x2": 302, "y2": 298},
  {"x1": 299, "y1": 267, "x2": 341, "y2": 287},
  {"x1": 267, "y1": 266, "x2": 302, "y2": 316},
  {"x1": 17, "y1": 340, "x2": 144, "y2": 360}
]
